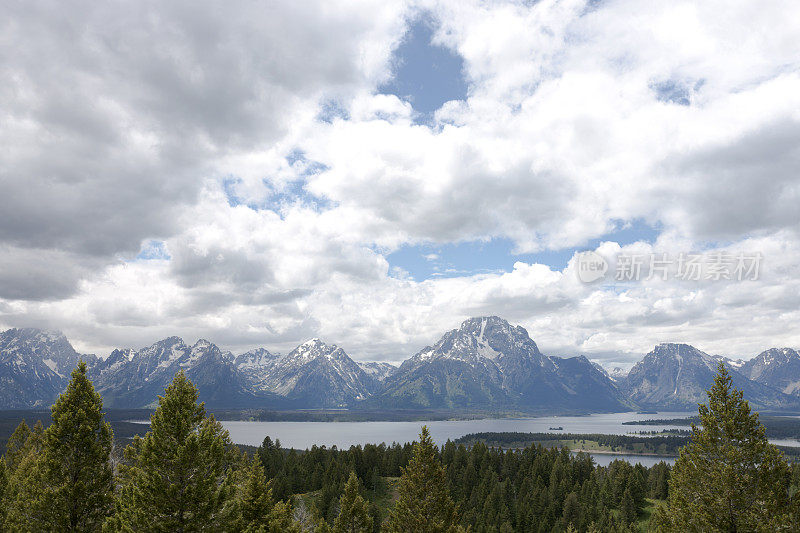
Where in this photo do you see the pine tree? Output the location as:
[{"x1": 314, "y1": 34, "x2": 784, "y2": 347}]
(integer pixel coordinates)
[
  {"x1": 562, "y1": 491, "x2": 580, "y2": 528},
  {"x1": 656, "y1": 363, "x2": 796, "y2": 531},
  {"x1": 106, "y1": 371, "x2": 237, "y2": 532},
  {"x1": 42, "y1": 361, "x2": 115, "y2": 531},
  {"x1": 4, "y1": 363, "x2": 113, "y2": 532},
  {"x1": 236, "y1": 456, "x2": 298, "y2": 533},
  {"x1": 0, "y1": 457, "x2": 8, "y2": 527},
  {"x1": 4, "y1": 419, "x2": 31, "y2": 472},
  {"x1": 619, "y1": 487, "x2": 637, "y2": 525},
  {"x1": 333, "y1": 472, "x2": 372, "y2": 533},
  {"x1": 625, "y1": 470, "x2": 645, "y2": 514},
  {"x1": 385, "y1": 426, "x2": 462, "y2": 533},
  {"x1": 4, "y1": 421, "x2": 47, "y2": 531}
]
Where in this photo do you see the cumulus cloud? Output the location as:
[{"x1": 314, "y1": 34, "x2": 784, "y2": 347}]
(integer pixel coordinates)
[
  {"x1": 2, "y1": 0, "x2": 800, "y2": 366},
  {"x1": 0, "y1": 0, "x2": 407, "y2": 298}
]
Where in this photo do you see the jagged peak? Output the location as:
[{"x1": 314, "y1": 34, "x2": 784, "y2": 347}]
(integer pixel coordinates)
[
  {"x1": 290, "y1": 338, "x2": 343, "y2": 361},
  {"x1": 654, "y1": 342, "x2": 696, "y2": 351},
  {"x1": 13, "y1": 326, "x2": 65, "y2": 337},
  {"x1": 152, "y1": 335, "x2": 185, "y2": 347},
  {"x1": 460, "y1": 316, "x2": 510, "y2": 329},
  {"x1": 756, "y1": 347, "x2": 800, "y2": 361},
  {"x1": 2, "y1": 327, "x2": 71, "y2": 345},
  {"x1": 298, "y1": 338, "x2": 325, "y2": 349},
  {"x1": 649, "y1": 343, "x2": 709, "y2": 359},
  {"x1": 192, "y1": 338, "x2": 215, "y2": 349},
  {"x1": 407, "y1": 316, "x2": 545, "y2": 369}
]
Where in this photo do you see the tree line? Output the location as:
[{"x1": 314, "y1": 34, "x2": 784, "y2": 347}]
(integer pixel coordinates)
[
  {"x1": 0, "y1": 362, "x2": 799, "y2": 531},
  {"x1": 453, "y1": 432, "x2": 688, "y2": 456},
  {"x1": 623, "y1": 413, "x2": 800, "y2": 440}
]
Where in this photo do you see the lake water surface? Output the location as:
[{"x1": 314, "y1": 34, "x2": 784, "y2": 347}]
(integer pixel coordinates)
[
  {"x1": 214, "y1": 411, "x2": 694, "y2": 466},
  {"x1": 131, "y1": 410, "x2": 800, "y2": 466},
  {"x1": 218, "y1": 411, "x2": 695, "y2": 449}
]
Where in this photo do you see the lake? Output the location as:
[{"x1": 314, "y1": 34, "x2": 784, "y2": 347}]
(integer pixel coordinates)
[
  {"x1": 130, "y1": 409, "x2": 800, "y2": 466},
  {"x1": 216, "y1": 411, "x2": 695, "y2": 466}
]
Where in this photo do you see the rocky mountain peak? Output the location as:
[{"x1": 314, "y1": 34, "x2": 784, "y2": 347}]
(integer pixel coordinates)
[
  {"x1": 192, "y1": 338, "x2": 214, "y2": 349},
  {"x1": 411, "y1": 316, "x2": 543, "y2": 368},
  {"x1": 0, "y1": 327, "x2": 86, "y2": 376},
  {"x1": 153, "y1": 335, "x2": 185, "y2": 347},
  {"x1": 741, "y1": 348, "x2": 800, "y2": 395},
  {"x1": 290, "y1": 338, "x2": 342, "y2": 361},
  {"x1": 234, "y1": 347, "x2": 278, "y2": 369}
]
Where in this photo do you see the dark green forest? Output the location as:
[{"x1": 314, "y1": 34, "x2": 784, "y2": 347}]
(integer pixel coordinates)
[
  {"x1": 1, "y1": 362, "x2": 799, "y2": 532},
  {"x1": 453, "y1": 432, "x2": 688, "y2": 456},
  {"x1": 624, "y1": 414, "x2": 800, "y2": 439}
]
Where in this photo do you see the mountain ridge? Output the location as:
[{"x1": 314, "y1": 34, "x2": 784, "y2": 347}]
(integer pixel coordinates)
[{"x1": 1, "y1": 321, "x2": 799, "y2": 413}]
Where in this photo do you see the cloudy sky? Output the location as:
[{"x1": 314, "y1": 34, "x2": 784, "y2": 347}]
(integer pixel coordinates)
[{"x1": 2, "y1": 0, "x2": 800, "y2": 367}]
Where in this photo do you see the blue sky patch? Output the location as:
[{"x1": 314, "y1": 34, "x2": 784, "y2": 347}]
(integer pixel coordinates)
[
  {"x1": 387, "y1": 219, "x2": 661, "y2": 280},
  {"x1": 650, "y1": 79, "x2": 704, "y2": 106},
  {"x1": 135, "y1": 240, "x2": 171, "y2": 261},
  {"x1": 221, "y1": 151, "x2": 332, "y2": 213},
  {"x1": 380, "y1": 14, "x2": 468, "y2": 121}
]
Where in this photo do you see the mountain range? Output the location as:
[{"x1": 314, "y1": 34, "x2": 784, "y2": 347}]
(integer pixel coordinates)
[{"x1": 2, "y1": 317, "x2": 800, "y2": 413}]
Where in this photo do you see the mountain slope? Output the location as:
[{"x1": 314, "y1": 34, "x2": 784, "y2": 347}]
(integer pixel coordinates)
[
  {"x1": 0, "y1": 328, "x2": 96, "y2": 408},
  {"x1": 92, "y1": 337, "x2": 279, "y2": 408},
  {"x1": 741, "y1": 348, "x2": 800, "y2": 396},
  {"x1": 551, "y1": 356, "x2": 635, "y2": 412},
  {"x1": 621, "y1": 343, "x2": 799, "y2": 410},
  {"x1": 358, "y1": 362, "x2": 396, "y2": 383},
  {"x1": 244, "y1": 339, "x2": 375, "y2": 407},
  {"x1": 370, "y1": 317, "x2": 630, "y2": 412},
  {"x1": 233, "y1": 348, "x2": 282, "y2": 390}
]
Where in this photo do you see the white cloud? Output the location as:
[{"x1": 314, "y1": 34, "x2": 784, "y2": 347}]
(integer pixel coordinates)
[{"x1": 2, "y1": 0, "x2": 800, "y2": 366}]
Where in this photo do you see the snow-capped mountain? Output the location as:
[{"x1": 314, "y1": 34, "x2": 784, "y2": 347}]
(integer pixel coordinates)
[
  {"x1": 91, "y1": 337, "x2": 266, "y2": 408},
  {"x1": 609, "y1": 367, "x2": 629, "y2": 382},
  {"x1": 0, "y1": 328, "x2": 96, "y2": 408},
  {"x1": 0, "y1": 328, "x2": 383, "y2": 409},
  {"x1": 242, "y1": 339, "x2": 375, "y2": 407},
  {"x1": 233, "y1": 348, "x2": 282, "y2": 386},
  {"x1": 590, "y1": 362, "x2": 629, "y2": 382},
  {"x1": 4, "y1": 324, "x2": 800, "y2": 413},
  {"x1": 709, "y1": 353, "x2": 746, "y2": 370},
  {"x1": 621, "y1": 343, "x2": 798, "y2": 410},
  {"x1": 370, "y1": 316, "x2": 631, "y2": 412},
  {"x1": 741, "y1": 348, "x2": 800, "y2": 396},
  {"x1": 358, "y1": 361, "x2": 396, "y2": 382}
]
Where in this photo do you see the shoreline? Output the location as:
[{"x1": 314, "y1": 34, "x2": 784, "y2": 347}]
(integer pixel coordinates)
[{"x1": 570, "y1": 447, "x2": 676, "y2": 458}]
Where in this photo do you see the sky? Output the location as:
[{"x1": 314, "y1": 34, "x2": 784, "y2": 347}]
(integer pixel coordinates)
[{"x1": 1, "y1": 0, "x2": 800, "y2": 369}]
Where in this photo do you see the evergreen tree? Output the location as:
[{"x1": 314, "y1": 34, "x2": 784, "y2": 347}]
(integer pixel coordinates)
[
  {"x1": 385, "y1": 426, "x2": 462, "y2": 533},
  {"x1": 0, "y1": 457, "x2": 7, "y2": 528},
  {"x1": 4, "y1": 419, "x2": 31, "y2": 472},
  {"x1": 625, "y1": 470, "x2": 645, "y2": 514},
  {"x1": 4, "y1": 363, "x2": 112, "y2": 532},
  {"x1": 106, "y1": 371, "x2": 237, "y2": 532},
  {"x1": 4, "y1": 421, "x2": 47, "y2": 531},
  {"x1": 619, "y1": 487, "x2": 637, "y2": 525},
  {"x1": 333, "y1": 472, "x2": 372, "y2": 533},
  {"x1": 562, "y1": 491, "x2": 580, "y2": 528},
  {"x1": 42, "y1": 361, "x2": 115, "y2": 531},
  {"x1": 655, "y1": 363, "x2": 796, "y2": 531},
  {"x1": 647, "y1": 462, "x2": 669, "y2": 500},
  {"x1": 236, "y1": 456, "x2": 298, "y2": 533}
]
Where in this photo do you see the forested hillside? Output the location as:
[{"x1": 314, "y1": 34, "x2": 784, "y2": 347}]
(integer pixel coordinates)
[{"x1": 1, "y1": 363, "x2": 799, "y2": 531}]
